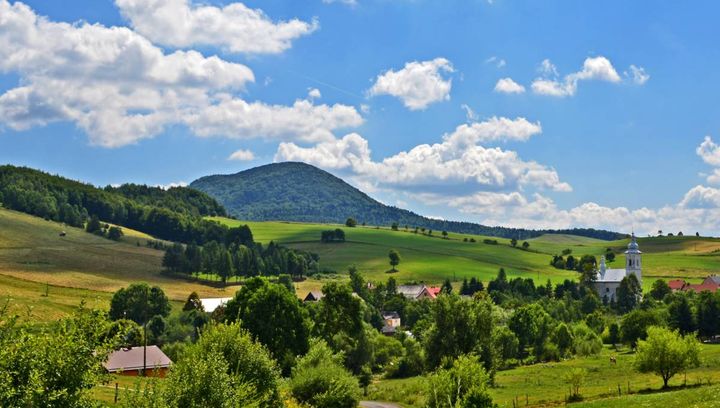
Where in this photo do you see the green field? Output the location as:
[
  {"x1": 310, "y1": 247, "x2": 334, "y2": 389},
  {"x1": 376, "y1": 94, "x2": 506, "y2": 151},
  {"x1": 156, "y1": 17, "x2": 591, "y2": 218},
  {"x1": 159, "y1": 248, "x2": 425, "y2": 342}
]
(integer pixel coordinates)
[
  {"x1": 367, "y1": 344, "x2": 720, "y2": 407},
  {"x1": 212, "y1": 217, "x2": 720, "y2": 291},
  {"x1": 2, "y1": 207, "x2": 720, "y2": 321}
]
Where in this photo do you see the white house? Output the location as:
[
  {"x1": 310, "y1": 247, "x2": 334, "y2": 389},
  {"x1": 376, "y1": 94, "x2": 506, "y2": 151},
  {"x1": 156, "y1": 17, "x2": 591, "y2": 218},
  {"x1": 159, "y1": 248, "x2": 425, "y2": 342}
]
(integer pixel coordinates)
[{"x1": 593, "y1": 233, "x2": 642, "y2": 302}]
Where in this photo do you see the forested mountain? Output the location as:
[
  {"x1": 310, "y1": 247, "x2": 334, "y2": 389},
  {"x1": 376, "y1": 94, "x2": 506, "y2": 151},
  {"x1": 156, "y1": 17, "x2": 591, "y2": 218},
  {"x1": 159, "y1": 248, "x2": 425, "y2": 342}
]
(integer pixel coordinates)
[
  {"x1": 191, "y1": 162, "x2": 624, "y2": 241},
  {"x1": 0, "y1": 165, "x2": 227, "y2": 244}
]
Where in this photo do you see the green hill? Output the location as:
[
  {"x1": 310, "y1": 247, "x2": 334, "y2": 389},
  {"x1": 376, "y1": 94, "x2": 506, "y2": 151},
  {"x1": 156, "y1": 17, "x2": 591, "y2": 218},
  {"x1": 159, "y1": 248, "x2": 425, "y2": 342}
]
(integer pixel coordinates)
[
  {"x1": 191, "y1": 162, "x2": 624, "y2": 241},
  {"x1": 211, "y1": 217, "x2": 720, "y2": 289}
]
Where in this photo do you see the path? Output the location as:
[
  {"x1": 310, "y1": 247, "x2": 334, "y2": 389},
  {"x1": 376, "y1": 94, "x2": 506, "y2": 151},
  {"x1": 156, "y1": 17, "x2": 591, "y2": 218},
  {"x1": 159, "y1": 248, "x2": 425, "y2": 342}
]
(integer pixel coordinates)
[{"x1": 359, "y1": 401, "x2": 401, "y2": 408}]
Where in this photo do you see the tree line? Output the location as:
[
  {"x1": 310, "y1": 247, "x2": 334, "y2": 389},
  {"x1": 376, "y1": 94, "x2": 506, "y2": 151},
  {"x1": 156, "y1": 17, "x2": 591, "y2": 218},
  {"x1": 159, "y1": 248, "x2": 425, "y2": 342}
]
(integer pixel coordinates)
[
  {"x1": 0, "y1": 165, "x2": 230, "y2": 244},
  {"x1": 162, "y1": 226, "x2": 319, "y2": 283}
]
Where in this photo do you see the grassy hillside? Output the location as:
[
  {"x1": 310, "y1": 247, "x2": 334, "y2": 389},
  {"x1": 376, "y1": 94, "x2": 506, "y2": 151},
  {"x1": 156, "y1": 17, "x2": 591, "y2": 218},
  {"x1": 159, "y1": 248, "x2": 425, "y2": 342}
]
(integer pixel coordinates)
[
  {"x1": 213, "y1": 217, "x2": 720, "y2": 290},
  {"x1": 191, "y1": 162, "x2": 623, "y2": 240},
  {"x1": 368, "y1": 344, "x2": 720, "y2": 407},
  {"x1": 0, "y1": 208, "x2": 241, "y2": 320}
]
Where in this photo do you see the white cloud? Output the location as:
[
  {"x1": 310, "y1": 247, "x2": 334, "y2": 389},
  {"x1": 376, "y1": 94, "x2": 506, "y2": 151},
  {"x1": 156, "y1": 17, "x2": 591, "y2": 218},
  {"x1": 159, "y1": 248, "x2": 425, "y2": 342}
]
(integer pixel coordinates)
[
  {"x1": 625, "y1": 65, "x2": 650, "y2": 85},
  {"x1": 276, "y1": 132, "x2": 370, "y2": 169},
  {"x1": 0, "y1": 1, "x2": 362, "y2": 147},
  {"x1": 115, "y1": 0, "x2": 317, "y2": 54},
  {"x1": 308, "y1": 88, "x2": 322, "y2": 99},
  {"x1": 485, "y1": 56, "x2": 506, "y2": 68},
  {"x1": 368, "y1": 58, "x2": 454, "y2": 110},
  {"x1": 186, "y1": 98, "x2": 362, "y2": 143},
  {"x1": 531, "y1": 56, "x2": 621, "y2": 97},
  {"x1": 157, "y1": 181, "x2": 188, "y2": 190},
  {"x1": 697, "y1": 136, "x2": 720, "y2": 167},
  {"x1": 275, "y1": 116, "x2": 569, "y2": 192},
  {"x1": 425, "y1": 188, "x2": 720, "y2": 235},
  {"x1": 494, "y1": 77, "x2": 526, "y2": 94},
  {"x1": 228, "y1": 149, "x2": 255, "y2": 161}
]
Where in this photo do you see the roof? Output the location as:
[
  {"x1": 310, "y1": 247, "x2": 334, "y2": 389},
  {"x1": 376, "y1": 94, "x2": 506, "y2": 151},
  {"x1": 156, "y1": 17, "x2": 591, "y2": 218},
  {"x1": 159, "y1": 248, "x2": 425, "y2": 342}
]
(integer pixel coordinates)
[
  {"x1": 104, "y1": 346, "x2": 172, "y2": 372},
  {"x1": 199, "y1": 297, "x2": 232, "y2": 313},
  {"x1": 397, "y1": 285, "x2": 426, "y2": 298},
  {"x1": 304, "y1": 291, "x2": 323, "y2": 301},
  {"x1": 596, "y1": 269, "x2": 627, "y2": 283},
  {"x1": 685, "y1": 282, "x2": 720, "y2": 294},
  {"x1": 426, "y1": 287, "x2": 442, "y2": 297},
  {"x1": 625, "y1": 233, "x2": 642, "y2": 254},
  {"x1": 382, "y1": 311, "x2": 400, "y2": 320},
  {"x1": 704, "y1": 275, "x2": 720, "y2": 285},
  {"x1": 668, "y1": 279, "x2": 687, "y2": 290}
]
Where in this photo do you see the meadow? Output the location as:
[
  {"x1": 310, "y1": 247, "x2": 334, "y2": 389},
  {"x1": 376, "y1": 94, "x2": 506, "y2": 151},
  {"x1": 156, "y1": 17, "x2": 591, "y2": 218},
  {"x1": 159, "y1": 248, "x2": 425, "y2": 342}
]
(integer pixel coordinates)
[
  {"x1": 213, "y1": 217, "x2": 720, "y2": 291},
  {"x1": 367, "y1": 344, "x2": 720, "y2": 407},
  {"x1": 2, "y1": 207, "x2": 719, "y2": 322}
]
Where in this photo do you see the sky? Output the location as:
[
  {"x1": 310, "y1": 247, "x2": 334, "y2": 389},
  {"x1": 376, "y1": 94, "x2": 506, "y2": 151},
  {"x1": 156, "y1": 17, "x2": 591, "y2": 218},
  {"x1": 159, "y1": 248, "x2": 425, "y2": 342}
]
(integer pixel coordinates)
[{"x1": 2, "y1": 0, "x2": 720, "y2": 235}]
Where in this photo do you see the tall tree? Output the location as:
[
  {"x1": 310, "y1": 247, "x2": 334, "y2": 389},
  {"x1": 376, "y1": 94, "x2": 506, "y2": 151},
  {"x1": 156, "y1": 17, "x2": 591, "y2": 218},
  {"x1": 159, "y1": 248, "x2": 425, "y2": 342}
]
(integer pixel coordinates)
[
  {"x1": 109, "y1": 283, "x2": 171, "y2": 325},
  {"x1": 668, "y1": 294, "x2": 696, "y2": 335},
  {"x1": 616, "y1": 274, "x2": 642, "y2": 313},
  {"x1": 696, "y1": 291, "x2": 720, "y2": 340},
  {"x1": 388, "y1": 249, "x2": 401, "y2": 272}
]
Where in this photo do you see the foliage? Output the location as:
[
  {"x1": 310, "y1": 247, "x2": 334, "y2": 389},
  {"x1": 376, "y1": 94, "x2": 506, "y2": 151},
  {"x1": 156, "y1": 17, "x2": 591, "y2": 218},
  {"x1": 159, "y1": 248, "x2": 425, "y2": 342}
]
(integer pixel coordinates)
[
  {"x1": 189, "y1": 162, "x2": 623, "y2": 240},
  {"x1": 388, "y1": 249, "x2": 401, "y2": 272},
  {"x1": 345, "y1": 218, "x2": 357, "y2": 227},
  {"x1": 621, "y1": 309, "x2": 665, "y2": 348},
  {"x1": 616, "y1": 274, "x2": 642, "y2": 313},
  {"x1": 0, "y1": 306, "x2": 126, "y2": 408},
  {"x1": 668, "y1": 293, "x2": 696, "y2": 335},
  {"x1": 425, "y1": 355, "x2": 497, "y2": 408},
  {"x1": 649, "y1": 279, "x2": 672, "y2": 301},
  {"x1": 0, "y1": 165, "x2": 227, "y2": 244},
  {"x1": 564, "y1": 368, "x2": 587, "y2": 400},
  {"x1": 321, "y1": 229, "x2": 346, "y2": 243},
  {"x1": 696, "y1": 290, "x2": 720, "y2": 340},
  {"x1": 288, "y1": 339, "x2": 360, "y2": 408},
  {"x1": 634, "y1": 326, "x2": 701, "y2": 388},
  {"x1": 224, "y1": 278, "x2": 310, "y2": 375},
  {"x1": 109, "y1": 283, "x2": 171, "y2": 325}
]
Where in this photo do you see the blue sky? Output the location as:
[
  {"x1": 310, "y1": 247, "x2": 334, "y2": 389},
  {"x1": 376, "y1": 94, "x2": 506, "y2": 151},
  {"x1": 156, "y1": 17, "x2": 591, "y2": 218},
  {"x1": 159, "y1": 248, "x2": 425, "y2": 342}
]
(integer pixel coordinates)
[{"x1": 2, "y1": 0, "x2": 720, "y2": 234}]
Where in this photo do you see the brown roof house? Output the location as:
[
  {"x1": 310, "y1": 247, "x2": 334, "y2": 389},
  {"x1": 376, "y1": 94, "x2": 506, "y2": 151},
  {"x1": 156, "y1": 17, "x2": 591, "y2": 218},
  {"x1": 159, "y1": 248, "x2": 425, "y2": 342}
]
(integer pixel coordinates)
[{"x1": 104, "y1": 346, "x2": 173, "y2": 377}]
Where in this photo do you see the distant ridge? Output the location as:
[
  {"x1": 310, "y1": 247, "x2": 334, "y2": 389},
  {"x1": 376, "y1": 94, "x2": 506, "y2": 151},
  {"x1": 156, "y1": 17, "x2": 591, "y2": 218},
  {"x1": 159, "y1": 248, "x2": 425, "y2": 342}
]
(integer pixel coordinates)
[{"x1": 190, "y1": 162, "x2": 624, "y2": 241}]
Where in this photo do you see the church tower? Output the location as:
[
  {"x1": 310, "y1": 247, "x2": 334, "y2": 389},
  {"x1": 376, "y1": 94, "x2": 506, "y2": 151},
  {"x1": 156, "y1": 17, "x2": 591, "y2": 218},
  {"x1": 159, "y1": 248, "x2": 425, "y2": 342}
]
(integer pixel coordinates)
[{"x1": 625, "y1": 233, "x2": 642, "y2": 282}]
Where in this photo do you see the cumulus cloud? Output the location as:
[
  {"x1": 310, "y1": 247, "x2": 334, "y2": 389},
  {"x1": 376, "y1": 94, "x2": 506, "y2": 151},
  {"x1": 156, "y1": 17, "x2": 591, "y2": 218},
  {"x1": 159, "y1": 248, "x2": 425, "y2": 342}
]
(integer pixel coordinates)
[
  {"x1": 422, "y1": 188, "x2": 720, "y2": 235},
  {"x1": 494, "y1": 77, "x2": 525, "y2": 94},
  {"x1": 276, "y1": 116, "x2": 570, "y2": 192},
  {"x1": 368, "y1": 58, "x2": 454, "y2": 110},
  {"x1": 531, "y1": 56, "x2": 621, "y2": 97},
  {"x1": 115, "y1": 0, "x2": 317, "y2": 54},
  {"x1": 308, "y1": 88, "x2": 322, "y2": 99},
  {"x1": 0, "y1": 1, "x2": 362, "y2": 147},
  {"x1": 625, "y1": 65, "x2": 650, "y2": 85},
  {"x1": 228, "y1": 149, "x2": 255, "y2": 161},
  {"x1": 696, "y1": 136, "x2": 720, "y2": 185}
]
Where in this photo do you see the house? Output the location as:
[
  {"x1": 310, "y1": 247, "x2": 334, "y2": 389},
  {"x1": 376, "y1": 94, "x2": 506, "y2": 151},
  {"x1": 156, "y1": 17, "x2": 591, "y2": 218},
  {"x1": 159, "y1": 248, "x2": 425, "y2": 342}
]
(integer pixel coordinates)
[
  {"x1": 593, "y1": 233, "x2": 642, "y2": 302},
  {"x1": 667, "y1": 279, "x2": 687, "y2": 292},
  {"x1": 304, "y1": 290, "x2": 324, "y2": 302},
  {"x1": 685, "y1": 275, "x2": 720, "y2": 294},
  {"x1": 381, "y1": 311, "x2": 401, "y2": 336},
  {"x1": 397, "y1": 284, "x2": 441, "y2": 300},
  {"x1": 104, "y1": 346, "x2": 172, "y2": 377},
  {"x1": 199, "y1": 297, "x2": 232, "y2": 313}
]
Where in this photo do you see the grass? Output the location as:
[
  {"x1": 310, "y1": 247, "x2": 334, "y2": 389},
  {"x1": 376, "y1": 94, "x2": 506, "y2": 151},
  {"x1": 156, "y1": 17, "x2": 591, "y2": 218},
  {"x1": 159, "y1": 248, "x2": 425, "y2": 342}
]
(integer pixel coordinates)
[
  {"x1": 367, "y1": 344, "x2": 720, "y2": 407},
  {"x1": 212, "y1": 217, "x2": 720, "y2": 291}
]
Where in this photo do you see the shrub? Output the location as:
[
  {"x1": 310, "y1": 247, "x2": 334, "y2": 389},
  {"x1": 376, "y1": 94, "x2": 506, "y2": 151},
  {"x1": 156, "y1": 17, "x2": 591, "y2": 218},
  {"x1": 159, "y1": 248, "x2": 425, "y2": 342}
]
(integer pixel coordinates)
[{"x1": 289, "y1": 339, "x2": 359, "y2": 408}]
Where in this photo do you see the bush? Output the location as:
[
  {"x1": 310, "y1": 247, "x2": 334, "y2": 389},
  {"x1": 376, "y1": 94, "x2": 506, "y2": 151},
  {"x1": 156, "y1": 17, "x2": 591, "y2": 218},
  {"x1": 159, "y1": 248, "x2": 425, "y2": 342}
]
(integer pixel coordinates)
[
  {"x1": 425, "y1": 355, "x2": 497, "y2": 408},
  {"x1": 289, "y1": 339, "x2": 360, "y2": 408},
  {"x1": 573, "y1": 324, "x2": 603, "y2": 356}
]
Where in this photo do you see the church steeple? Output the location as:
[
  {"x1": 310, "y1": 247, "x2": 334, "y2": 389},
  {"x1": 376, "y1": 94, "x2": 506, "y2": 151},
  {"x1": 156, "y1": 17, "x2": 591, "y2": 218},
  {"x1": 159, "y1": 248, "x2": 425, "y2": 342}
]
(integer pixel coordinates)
[{"x1": 625, "y1": 232, "x2": 642, "y2": 282}]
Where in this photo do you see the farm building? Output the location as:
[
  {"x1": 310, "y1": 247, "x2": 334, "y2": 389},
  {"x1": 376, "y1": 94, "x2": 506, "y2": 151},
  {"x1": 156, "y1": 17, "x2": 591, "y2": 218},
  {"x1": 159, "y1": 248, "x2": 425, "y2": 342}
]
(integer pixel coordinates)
[{"x1": 104, "y1": 346, "x2": 172, "y2": 377}]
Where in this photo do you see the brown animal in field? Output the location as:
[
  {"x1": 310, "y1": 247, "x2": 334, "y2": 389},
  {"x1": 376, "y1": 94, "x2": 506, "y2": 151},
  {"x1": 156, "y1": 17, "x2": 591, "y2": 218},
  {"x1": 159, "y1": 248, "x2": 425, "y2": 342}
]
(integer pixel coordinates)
[{"x1": 609, "y1": 355, "x2": 617, "y2": 364}]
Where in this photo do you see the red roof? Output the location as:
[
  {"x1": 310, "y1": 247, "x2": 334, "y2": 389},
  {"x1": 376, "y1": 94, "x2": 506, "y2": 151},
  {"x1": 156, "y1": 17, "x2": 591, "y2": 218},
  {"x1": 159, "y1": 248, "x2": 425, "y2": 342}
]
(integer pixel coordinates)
[
  {"x1": 685, "y1": 282, "x2": 720, "y2": 294},
  {"x1": 427, "y1": 286, "x2": 442, "y2": 296},
  {"x1": 668, "y1": 279, "x2": 687, "y2": 290}
]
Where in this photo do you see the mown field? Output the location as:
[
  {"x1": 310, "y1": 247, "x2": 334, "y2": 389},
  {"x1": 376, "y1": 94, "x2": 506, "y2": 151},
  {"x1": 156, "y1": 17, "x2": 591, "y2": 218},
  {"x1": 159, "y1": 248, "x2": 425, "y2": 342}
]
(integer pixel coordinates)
[
  {"x1": 367, "y1": 344, "x2": 720, "y2": 407},
  {"x1": 212, "y1": 217, "x2": 720, "y2": 292}
]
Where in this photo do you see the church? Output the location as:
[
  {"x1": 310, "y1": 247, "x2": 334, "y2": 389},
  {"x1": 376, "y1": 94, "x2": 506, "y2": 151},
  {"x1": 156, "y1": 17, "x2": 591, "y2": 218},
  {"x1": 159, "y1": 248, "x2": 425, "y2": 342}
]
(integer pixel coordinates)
[{"x1": 593, "y1": 233, "x2": 642, "y2": 302}]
